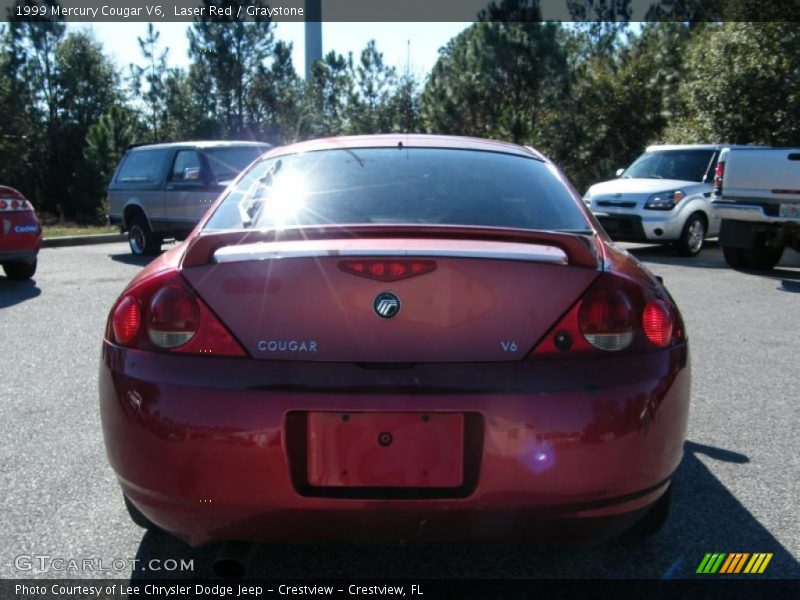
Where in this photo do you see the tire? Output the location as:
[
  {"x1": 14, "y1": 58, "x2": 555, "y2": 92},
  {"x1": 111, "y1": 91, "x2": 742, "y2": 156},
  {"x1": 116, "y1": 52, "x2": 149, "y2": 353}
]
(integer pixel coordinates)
[
  {"x1": 742, "y1": 239, "x2": 784, "y2": 271},
  {"x1": 124, "y1": 494, "x2": 159, "y2": 531},
  {"x1": 676, "y1": 214, "x2": 706, "y2": 257},
  {"x1": 128, "y1": 213, "x2": 161, "y2": 256},
  {"x1": 723, "y1": 245, "x2": 748, "y2": 269},
  {"x1": 635, "y1": 483, "x2": 672, "y2": 536},
  {"x1": 3, "y1": 258, "x2": 37, "y2": 280}
]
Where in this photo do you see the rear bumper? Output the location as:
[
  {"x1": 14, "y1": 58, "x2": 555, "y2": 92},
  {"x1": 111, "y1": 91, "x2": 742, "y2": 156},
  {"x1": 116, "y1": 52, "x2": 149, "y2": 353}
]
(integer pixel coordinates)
[
  {"x1": 99, "y1": 344, "x2": 690, "y2": 546},
  {"x1": 712, "y1": 200, "x2": 800, "y2": 225},
  {"x1": 0, "y1": 250, "x2": 38, "y2": 264},
  {"x1": 0, "y1": 212, "x2": 41, "y2": 261}
]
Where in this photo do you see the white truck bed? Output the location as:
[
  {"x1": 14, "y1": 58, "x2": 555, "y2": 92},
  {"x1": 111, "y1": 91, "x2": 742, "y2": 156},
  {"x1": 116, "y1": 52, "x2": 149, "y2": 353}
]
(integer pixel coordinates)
[{"x1": 712, "y1": 147, "x2": 800, "y2": 270}]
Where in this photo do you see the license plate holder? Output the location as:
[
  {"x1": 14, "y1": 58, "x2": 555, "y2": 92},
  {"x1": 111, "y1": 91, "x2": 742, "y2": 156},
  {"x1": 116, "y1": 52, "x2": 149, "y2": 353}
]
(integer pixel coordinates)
[{"x1": 306, "y1": 412, "x2": 464, "y2": 488}]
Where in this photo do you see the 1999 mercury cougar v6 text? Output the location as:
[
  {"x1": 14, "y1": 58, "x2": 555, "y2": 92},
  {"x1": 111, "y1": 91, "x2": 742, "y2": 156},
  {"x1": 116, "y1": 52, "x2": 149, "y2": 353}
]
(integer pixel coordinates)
[{"x1": 99, "y1": 135, "x2": 690, "y2": 547}]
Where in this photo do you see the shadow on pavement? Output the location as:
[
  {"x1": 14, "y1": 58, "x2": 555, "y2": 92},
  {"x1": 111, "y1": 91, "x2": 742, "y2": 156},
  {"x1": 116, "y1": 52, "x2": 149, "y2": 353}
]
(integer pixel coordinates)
[
  {"x1": 129, "y1": 440, "x2": 799, "y2": 581},
  {"x1": 778, "y1": 279, "x2": 800, "y2": 293},
  {"x1": 628, "y1": 243, "x2": 800, "y2": 281},
  {"x1": 0, "y1": 278, "x2": 41, "y2": 308},
  {"x1": 626, "y1": 242, "x2": 730, "y2": 270},
  {"x1": 109, "y1": 253, "x2": 159, "y2": 267}
]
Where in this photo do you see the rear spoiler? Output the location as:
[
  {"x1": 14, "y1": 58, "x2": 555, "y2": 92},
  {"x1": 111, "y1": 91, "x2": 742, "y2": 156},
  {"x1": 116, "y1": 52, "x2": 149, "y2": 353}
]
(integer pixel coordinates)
[{"x1": 181, "y1": 225, "x2": 602, "y2": 270}]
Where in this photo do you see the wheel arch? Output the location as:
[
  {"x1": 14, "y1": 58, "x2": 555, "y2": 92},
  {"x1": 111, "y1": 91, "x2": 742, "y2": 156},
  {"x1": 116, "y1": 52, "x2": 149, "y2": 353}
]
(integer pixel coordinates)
[
  {"x1": 687, "y1": 208, "x2": 709, "y2": 229},
  {"x1": 122, "y1": 202, "x2": 150, "y2": 232}
]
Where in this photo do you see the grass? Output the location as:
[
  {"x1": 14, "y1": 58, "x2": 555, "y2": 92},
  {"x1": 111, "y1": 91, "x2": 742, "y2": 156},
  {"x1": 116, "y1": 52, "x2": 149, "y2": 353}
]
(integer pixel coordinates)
[{"x1": 42, "y1": 224, "x2": 119, "y2": 238}]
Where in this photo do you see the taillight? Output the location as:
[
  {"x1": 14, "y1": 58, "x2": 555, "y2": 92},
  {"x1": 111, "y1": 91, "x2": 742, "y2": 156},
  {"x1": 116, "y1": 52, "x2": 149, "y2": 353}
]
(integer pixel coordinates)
[
  {"x1": 106, "y1": 269, "x2": 246, "y2": 357},
  {"x1": 112, "y1": 296, "x2": 141, "y2": 345},
  {"x1": 713, "y1": 162, "x2": 725, "y2": 196},
  {"x1": 642, "y1": 300, "x2": 673, "y2": 347},
  {"x1": 578, "y1": 288, "x2": 634, "y2": 351},
  {"x1": 339, "y1": 259, "x2": 436, "y2": 282},
  {"x1": 148, "y1": 285, "x2": 200, "y2": 348},
  {"x1": 0, "y1": 197, "x2": 33, "y2": 212},
  {"x1": 533, "y1": 273, "x2": 683, "y2": 356}
]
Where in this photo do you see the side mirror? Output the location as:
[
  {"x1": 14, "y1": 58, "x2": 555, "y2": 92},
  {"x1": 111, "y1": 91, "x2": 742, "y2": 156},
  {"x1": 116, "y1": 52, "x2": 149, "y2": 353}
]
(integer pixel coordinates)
[
  {"x1": 184, "y1": 166, "x2": 201, "y2": 181},
  {"x1": 615, "y1": 168, "x2": 625, "y2": 178}
]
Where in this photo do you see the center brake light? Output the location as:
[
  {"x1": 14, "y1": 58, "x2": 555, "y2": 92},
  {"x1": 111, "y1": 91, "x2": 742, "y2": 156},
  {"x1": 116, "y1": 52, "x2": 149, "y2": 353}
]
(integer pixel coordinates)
[
  {"x1": 339, "y1": 259, "x2": 437, "y2": 282},
  {"x1": 108, "y1": 269, "x2": 246, "y2": 356},
  {"x1": 533, "y1": 273, "x2": 682, "y2": 356}
]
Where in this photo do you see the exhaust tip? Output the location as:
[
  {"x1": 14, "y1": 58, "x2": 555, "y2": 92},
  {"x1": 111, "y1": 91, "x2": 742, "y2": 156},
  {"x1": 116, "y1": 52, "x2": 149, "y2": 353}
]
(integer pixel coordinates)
[{"x1": 213, "y1": 542, "x2": 256, "y2": 579}]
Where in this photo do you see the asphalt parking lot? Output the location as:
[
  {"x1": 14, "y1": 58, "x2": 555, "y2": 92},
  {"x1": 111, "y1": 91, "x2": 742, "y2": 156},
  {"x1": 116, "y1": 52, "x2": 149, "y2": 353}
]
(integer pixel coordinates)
[{"x1": 1, "y1": 240, "x2": 798, "y2": 580}]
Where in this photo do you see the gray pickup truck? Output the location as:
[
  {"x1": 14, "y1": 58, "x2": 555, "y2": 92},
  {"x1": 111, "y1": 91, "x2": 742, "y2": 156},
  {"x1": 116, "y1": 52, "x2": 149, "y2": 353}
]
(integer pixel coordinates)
[
  {"x1": 712, "y1": 147, "x2": 800, "y2": 270},
  {"x1": 108, "y1": 141, "x2": 270, "y2": 255}
]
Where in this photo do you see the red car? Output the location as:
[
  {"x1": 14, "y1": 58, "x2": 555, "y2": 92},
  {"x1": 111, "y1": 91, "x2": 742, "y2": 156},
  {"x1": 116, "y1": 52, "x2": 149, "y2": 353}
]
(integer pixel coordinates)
[
  {"x1": 100, "y1": 135, "x2": 690, "y2": 549},
  {"x1": 0, "y1": 186, "x2": 41, "y2": 280}
]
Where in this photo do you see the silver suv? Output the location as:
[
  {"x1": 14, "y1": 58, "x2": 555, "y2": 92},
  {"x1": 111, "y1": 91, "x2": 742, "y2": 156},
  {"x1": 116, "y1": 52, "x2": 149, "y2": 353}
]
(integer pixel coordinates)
[
  {"x1": 583, "y1": 144, "x2": 757, "y2": 257},
  {"x1": 108, "y1": 141, "x2": 270, "y2": 255}
]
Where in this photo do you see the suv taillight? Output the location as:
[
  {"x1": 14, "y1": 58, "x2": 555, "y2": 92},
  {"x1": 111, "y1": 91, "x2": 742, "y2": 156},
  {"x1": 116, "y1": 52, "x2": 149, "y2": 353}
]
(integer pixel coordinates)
[
  {"x1": 713, "y1": 162, "x2": 725, "y2": 196},
  {"x1": 533, "y1": 273, "x2": 682, "y2": 356},
  {"x1": 107, "y1": 269, "x2": 246, "y2": 357}
]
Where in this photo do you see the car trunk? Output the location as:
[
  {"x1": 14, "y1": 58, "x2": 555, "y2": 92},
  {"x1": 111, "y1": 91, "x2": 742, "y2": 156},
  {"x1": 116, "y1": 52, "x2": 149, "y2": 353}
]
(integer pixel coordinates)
[{"x1": 181, "y1": 231, "x2": 601, "y2": 362}]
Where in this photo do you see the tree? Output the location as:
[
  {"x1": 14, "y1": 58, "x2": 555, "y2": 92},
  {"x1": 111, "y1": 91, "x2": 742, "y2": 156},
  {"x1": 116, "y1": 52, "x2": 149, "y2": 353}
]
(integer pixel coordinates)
[
  {"x1": 422, "y1": 22, "x2": 567, "y2": 144},
  {"x1": 300, "y1": 50, "x2": 355, "y2": 137},
  {"x1": 0, "y1": 23, "x2": 37, "y2": 200},
  {"x1": 130, "y1": 23, "x2": 169, "y2": 142},
  {"x1": 249, "y1": 40, "x2": 304, "y2": 143},
  {"x1": 58, "y1": 31, "x2": 120, "y2": 219},
  {"x1": 83, "y1": 105, "x2": 143, "y2": 220},
  {"x1": 188, "y1": 0, "x2": 275, "y2": 138},
  {"x1": 383, "y1": 72, "x2": 423, "y2": 134},
  {"x1": 9, "y1": 1, "x2": 65, "y2": 215},
  {"x1": 664, "y1": 22, "x2": 800, "y2": 146},
  {"x1": 349, "y1": 40, "x2": 397, "y2": 134},
  {"x1": 543, "y1": 22, "x2": 693, "y2": 191}
]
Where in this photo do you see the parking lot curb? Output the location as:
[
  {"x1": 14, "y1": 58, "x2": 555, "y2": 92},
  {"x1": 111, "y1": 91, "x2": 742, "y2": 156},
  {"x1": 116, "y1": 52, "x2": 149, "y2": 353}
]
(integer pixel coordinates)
[{"x1": 42, "y1": 233, "x2": 126, "y2": 248}]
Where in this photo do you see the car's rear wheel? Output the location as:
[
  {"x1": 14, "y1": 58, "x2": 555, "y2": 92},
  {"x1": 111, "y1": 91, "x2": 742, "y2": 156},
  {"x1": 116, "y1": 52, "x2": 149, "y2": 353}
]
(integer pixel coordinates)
[
  {"x1": 3, "y1": 258, "x2": 37, "y2": 280},
  {"x1": 124, "y1": 494, "x2": 159, "y2": 531},
  {"x1": 635, "y1": 483, "x2": 672, "y2": 536},
  {"x1": 676, "y1": 214, "x2": 706, "y2": 257},
  {"x1": 128, "y1": 214, "x2": 161, "y2": 256}
]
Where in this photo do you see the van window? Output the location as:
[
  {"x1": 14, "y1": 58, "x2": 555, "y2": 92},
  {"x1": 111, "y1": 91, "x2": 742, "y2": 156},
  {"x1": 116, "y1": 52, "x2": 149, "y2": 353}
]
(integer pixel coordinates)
[
  {"x1": 116, "y1": 149, "x2": 169, "y2": 184},
  {"x1": 171, "y1": 150, "x2": 202, "y2": 181},
  {"x1": 204, "y1": 146, "x2": 267, "y2": 182}
]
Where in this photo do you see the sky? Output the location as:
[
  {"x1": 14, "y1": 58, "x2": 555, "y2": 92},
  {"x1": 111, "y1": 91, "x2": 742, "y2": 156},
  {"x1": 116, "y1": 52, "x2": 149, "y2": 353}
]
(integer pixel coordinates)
[{"x1": 68, "y1": 22, "x2": 472, "y2": 80}]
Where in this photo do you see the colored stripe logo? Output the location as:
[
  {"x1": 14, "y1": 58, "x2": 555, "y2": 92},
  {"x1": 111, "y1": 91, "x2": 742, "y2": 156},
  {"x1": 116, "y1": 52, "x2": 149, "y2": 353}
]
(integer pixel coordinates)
[{"x1": 696, "y1": 553, "x2": 773, "y2": 574}]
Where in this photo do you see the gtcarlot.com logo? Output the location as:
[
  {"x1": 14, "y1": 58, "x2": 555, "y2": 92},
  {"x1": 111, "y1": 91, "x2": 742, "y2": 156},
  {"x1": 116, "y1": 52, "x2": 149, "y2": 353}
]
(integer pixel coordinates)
[
  {"x1": 15, "y1": 554, "x2": 194, "y2": 573},
  {"x1": 696, "y1": 552, "x2": 773, "y2": 574}
]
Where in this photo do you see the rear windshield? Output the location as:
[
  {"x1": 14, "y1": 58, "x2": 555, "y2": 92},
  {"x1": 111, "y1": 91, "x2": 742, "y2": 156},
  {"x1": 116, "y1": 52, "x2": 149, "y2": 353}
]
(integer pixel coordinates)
[
  {"x1": 204, "y1": 148, "x2": 589, "y2": 233},
  {"x1": 203, "y1": 146, "x2": 268, "y2": 182},
  {"x1": 622, "y1": 149, "x2": 715, "y2": 182}
]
